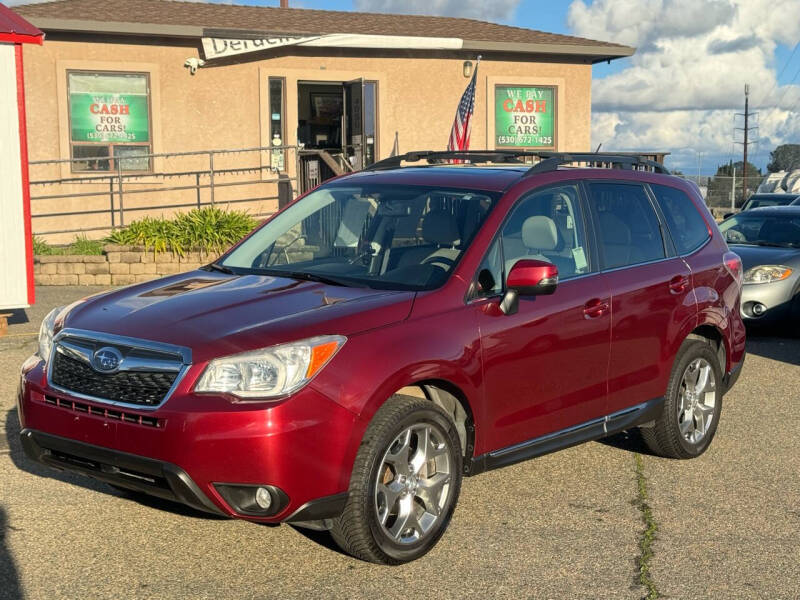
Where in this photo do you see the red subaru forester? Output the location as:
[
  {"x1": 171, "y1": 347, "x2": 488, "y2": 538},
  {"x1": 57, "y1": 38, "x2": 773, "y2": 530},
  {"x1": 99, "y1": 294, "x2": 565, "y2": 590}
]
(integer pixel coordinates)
[{"x1": 18, "y1": 151, "x2": 746, "y2": 564}]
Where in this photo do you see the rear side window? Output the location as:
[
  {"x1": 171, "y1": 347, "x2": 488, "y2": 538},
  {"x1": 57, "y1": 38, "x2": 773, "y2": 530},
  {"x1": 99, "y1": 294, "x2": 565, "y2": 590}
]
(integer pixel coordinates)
[
  {"x1": 587, "y1": 182, "x2": 666, "y2": 270},
  {"x1": 651, "y1": 184, "x2": 710, "y2": 255}
]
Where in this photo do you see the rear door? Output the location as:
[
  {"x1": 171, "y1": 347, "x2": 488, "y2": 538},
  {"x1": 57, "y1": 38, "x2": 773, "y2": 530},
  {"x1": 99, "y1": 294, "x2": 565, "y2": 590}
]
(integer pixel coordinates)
[{"x1": 585, "y1": 181, "x2": 695, "y2": 415}]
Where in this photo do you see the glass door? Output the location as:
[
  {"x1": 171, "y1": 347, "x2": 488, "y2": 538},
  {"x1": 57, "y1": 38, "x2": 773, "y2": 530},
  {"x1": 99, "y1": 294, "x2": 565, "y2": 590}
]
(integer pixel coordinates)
[{"x1": 344, "y1": 78, "x2": 365, "y2": 170}]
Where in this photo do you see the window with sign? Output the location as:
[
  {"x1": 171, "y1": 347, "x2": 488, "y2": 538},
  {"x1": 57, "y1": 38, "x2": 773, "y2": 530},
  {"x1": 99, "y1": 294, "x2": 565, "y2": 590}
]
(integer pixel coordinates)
[
  {"x1": 494, "y1": 85, "x2": 556, "y2": 149},
  {"x1": 67, "y1": 71, "x2": 152, "y2": 172}
]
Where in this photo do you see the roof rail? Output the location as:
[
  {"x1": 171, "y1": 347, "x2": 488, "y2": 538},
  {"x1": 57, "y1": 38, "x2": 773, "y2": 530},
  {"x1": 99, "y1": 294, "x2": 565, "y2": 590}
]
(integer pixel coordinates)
[
  {"x1": 361, "y1": 150, "x2": 671, "y2": 175},
  {"x1": 363, "y1": 150, "x2": 545, "y2": 171},
  {"x1": 524, "y1": 152, "x2": 671, "y2": 175}
]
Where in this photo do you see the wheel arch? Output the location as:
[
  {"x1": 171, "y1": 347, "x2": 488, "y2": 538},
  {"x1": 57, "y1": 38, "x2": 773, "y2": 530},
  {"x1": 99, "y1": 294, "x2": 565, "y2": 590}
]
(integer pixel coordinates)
[{"x1": 687, "y1": 323, "x2": 728, "y2": 373}]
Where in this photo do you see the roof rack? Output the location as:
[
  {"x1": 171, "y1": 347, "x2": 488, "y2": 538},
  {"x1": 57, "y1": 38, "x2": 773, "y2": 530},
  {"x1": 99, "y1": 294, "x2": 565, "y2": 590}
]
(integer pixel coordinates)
[
  {"x1": 363, "y1": 150, "x2": 543, "y2": 171},
  {"x1": 524, "y1": 152, "x2": 670, "y2": 175},
  {"x1": 362, "y1": 150, "x2": 670, "y2": 175}
]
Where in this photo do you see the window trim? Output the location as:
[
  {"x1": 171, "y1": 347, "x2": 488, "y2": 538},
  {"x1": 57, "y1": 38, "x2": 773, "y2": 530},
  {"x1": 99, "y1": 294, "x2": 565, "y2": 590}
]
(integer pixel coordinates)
[
  {"x1": 66, "y1": 69, "x2": 154, "y2": 174},
  {"x1": 583, "y1": 179, "x2": 672, "y2": 272},
  {"x1": 465, "y1": 181, "x2": 598, "y2": 302}
]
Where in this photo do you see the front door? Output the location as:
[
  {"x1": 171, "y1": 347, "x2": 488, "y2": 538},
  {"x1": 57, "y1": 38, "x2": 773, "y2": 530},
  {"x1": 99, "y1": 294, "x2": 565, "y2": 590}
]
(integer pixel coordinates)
[
  {"x1": 472, "y1": 183, "x2": 611, "y2": 452},
  {"x1": 344, "y1": 78, "x2": 365, "y2": 170}
]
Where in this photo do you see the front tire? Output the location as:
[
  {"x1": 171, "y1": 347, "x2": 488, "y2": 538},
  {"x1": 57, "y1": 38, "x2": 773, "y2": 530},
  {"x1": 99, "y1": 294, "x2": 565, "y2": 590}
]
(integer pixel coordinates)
[
  {"x1": 331, "y1": 395, "x2": 463, "y2": 564},
  {"x1": 641, "y1": 339, "x2": 723, "y2": 459}
]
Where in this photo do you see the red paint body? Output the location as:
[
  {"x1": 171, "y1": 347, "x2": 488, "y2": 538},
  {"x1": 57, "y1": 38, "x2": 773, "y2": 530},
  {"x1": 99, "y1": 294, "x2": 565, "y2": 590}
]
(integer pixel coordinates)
[{"x1": 18, "y1": 167, "x2": 745, "y2": 521}]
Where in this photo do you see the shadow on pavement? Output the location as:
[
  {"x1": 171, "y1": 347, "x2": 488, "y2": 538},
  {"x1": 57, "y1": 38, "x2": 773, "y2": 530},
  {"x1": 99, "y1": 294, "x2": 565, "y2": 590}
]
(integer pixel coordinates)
[
  {"x1": 288, "y1": 526, "x2": 350, "y2": 557},
  {"x1": 745, "y1": 331, "x2": 800, "y2": 366},
  {"x1": 4, "y1": 407, "x2": 221, "y2": 521},
  {"x1": 597, "y1": 428, "x2": 660, "y2": 457},
  {"x1": 0, "y1": 507, "x2": 23, "y2": 600}
]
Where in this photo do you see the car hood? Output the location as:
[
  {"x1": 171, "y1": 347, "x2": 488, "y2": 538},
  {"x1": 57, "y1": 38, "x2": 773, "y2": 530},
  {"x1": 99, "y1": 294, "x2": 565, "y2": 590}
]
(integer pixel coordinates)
[
  {"x1": 729, "y1": 244, "x2": 800, "y2": 271},
  {"x1": 62, "y1": 271, "x2": 415, "y2": 363}
]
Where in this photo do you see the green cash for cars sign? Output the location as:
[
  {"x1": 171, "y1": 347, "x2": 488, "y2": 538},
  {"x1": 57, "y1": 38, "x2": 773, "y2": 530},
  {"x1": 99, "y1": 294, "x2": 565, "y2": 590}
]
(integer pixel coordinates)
[
  {"x1": 495, "y1": 86, "x2": 555, "y2": 148},
  {"x1": 69, "y1": 93, "x2": 150, "y2": 143}
]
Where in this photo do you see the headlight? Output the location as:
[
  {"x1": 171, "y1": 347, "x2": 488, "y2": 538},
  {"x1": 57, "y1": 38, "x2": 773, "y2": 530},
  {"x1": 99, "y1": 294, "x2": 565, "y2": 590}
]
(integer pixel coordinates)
[
  {"x1": 195, "y1": 335, "x2": 346, "y2": 400},
  {"x1": 37, "y1": 307, "x2": 63, "y2": 364},
  {"x1": 743, "y1": 265, "x2": 793, "y2": 285}
]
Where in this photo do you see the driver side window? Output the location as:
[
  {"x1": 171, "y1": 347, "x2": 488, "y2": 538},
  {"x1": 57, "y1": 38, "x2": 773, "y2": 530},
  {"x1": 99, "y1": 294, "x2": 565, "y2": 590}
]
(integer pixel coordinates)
[{"x1": 473, "y1": 184, "x2": 590, "y2": 298}]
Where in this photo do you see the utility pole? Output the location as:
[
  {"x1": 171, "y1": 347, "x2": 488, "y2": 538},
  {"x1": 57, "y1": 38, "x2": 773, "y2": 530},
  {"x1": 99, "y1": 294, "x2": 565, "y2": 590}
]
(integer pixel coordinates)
[{"x1": 734, "y1": 84, "x2": 758, "y2": 206}]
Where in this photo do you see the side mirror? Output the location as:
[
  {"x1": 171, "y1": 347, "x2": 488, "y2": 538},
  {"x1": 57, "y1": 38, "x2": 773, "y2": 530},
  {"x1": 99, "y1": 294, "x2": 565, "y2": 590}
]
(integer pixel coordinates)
[{"x1": 499, "y1": 259, "x2": 559, "y2": 315}]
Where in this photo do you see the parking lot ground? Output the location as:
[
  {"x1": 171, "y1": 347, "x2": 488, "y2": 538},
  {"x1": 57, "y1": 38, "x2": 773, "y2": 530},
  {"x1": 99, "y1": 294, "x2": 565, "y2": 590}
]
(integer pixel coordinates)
[{"x1": 1, "y1": 287, "x2": 798, "y2": 599}]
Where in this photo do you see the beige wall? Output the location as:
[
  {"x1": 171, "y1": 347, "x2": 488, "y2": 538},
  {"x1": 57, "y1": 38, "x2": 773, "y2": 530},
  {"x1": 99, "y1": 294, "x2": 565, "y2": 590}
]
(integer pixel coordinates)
[{"x1": 22, "y1": 38, "x2": 593, "y2": 241}]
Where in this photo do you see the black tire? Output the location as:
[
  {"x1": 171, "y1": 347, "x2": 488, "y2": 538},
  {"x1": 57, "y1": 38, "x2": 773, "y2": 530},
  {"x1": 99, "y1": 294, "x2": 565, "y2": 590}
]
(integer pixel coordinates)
[
  {"x1": 331, "y1": 395, "x2": 463, "y2": 564},
  {"x1": 641, "y1": 339, "x2": 723, "y2": 459}
]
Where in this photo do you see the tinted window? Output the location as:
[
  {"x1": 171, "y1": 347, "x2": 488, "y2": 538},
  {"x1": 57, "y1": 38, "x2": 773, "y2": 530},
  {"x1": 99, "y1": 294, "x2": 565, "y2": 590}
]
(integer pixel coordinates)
[
  {"x1": 719, "y1": 213, "x2": 800, "y2": 247},
  {"x1": 651, "y1": 184, "x2": 710, "y2": 254},
  {"x1": 500, "y1": 184, "x2": 591, "y2": 280},
  {"x1": 587, "y1": 183, "x2": 666, "y2": 269}
]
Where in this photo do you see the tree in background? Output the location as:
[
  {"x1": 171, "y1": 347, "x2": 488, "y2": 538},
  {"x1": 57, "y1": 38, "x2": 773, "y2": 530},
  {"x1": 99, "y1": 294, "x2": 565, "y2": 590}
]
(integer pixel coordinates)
[
  {"x1": 706, "y1": 160, "x2": 761, "y2": 208},
  {"x1": 767, "y1": 144, "x2": 800, "y2": 173}
]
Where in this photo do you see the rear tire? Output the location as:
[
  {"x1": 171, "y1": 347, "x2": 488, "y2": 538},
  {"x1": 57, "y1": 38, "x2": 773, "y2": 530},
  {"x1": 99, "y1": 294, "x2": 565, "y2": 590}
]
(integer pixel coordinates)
[
  {"x1": 331, "y1": 395, "x2": 463, "y2": 564},
  {"x1": 641, "y1": 339, "x2": 723, "y2": 459}
]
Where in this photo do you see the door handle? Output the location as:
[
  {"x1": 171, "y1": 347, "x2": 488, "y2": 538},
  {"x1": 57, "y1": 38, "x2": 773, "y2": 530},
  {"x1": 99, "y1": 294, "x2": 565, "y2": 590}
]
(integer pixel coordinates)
[
  {"x1": 669, "y1": 275, "x2": 690, "y2": 294},
  {"x1": 583, "y1": 298, "x2": 610, "y2": 319}
]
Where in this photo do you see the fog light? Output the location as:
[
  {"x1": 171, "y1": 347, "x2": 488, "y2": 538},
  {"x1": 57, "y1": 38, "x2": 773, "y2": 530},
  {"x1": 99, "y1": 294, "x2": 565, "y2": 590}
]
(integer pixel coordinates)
[
  {"x1": 752, "y1": 303, "x2": 766, "y2": 316},
  {"x1": 255, "y1": 486, "x2": 272, "y2": 510}
]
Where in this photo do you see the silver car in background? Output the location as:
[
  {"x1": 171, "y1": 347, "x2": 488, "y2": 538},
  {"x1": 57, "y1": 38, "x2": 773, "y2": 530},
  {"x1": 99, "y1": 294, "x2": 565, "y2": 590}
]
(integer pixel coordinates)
[{"x1": 719, "y1": 206, "x2": 800, "y2": 331}]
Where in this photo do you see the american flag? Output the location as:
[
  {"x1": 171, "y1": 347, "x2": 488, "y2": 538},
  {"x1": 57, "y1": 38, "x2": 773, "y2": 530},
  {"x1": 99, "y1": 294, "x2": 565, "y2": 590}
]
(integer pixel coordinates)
[{"x1": 447, "y1": 61, "x2": 479, "y2": 152}]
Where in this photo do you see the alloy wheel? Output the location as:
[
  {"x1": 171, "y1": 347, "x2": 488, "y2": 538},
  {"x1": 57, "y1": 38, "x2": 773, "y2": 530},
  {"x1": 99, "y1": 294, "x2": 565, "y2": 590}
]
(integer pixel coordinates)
[
  {"x1": 677, "y1": 357, "x2": 717, "y2": 445},
  {"x1": 374, "y1": 424, "x2": 452, "y2": 545}
]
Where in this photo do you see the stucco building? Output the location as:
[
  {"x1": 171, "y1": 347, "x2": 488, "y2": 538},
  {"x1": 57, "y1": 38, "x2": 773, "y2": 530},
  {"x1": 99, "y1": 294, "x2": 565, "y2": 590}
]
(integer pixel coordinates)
[{"x1": 13, "y1": 0, "x2": 633, "y2": 241}]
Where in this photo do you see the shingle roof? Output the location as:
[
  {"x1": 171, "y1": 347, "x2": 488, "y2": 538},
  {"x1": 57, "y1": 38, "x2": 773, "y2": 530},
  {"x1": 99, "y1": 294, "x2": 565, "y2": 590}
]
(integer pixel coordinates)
[
  {"x1": 0, "y1": 2, "x2": 43, "y2": 43},
  {"x1": 14, "y1": 0, "x2": 632, "y2": 59}
]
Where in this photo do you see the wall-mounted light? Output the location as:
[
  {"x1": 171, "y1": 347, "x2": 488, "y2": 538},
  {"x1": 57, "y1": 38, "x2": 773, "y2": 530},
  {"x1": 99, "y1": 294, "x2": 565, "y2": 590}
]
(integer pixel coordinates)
[{"x1": 463, "y1": 60, "x2": 473, "y2": 78}]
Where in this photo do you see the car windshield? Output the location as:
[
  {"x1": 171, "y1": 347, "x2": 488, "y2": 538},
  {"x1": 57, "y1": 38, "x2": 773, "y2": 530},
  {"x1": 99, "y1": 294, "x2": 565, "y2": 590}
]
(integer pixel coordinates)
[
  {"x1": 220, "y1": 183, "x2": 499, "y2": 290},
  {"x1": 719, "y1": 213, "x2": 800, "y2": 247}
]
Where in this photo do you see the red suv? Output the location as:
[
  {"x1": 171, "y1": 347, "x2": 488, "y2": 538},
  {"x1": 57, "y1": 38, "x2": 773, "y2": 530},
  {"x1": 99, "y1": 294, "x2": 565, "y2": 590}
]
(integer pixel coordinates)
[{"x1": 18, "y1": 151, "x2": 746, "y2": 564}]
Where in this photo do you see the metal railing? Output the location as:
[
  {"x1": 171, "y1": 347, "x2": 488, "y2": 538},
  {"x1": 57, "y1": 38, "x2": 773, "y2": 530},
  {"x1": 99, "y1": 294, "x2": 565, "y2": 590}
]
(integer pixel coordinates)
[{"x1": 29, "y1": 146, "x2": 299, "y2": 239}]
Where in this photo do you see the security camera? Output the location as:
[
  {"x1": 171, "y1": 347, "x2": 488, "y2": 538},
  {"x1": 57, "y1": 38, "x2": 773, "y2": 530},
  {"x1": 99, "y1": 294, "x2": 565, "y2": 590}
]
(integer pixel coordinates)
[{"x1": 184, "y1": 57, "x2": 206, "y2": 75}]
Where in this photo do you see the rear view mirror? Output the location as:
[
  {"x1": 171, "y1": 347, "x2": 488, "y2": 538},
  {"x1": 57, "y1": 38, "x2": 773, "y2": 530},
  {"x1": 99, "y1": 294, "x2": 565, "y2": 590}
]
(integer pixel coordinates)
[{"x1": 499, "y1": 260, "x2": 559, "y2": 315}]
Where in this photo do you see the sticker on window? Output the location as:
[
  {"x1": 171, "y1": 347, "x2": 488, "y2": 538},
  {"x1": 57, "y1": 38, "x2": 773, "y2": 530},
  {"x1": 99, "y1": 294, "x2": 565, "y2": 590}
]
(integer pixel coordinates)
[{"x1": 572, "y1": 246, "x2": 588, "y2": 271}]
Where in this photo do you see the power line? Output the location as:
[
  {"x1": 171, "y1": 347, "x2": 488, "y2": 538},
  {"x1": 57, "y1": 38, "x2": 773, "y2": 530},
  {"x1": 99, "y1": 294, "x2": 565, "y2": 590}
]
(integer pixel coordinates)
[{"x1": 758, "y1": 39, "x2": 800, "y2": 109}]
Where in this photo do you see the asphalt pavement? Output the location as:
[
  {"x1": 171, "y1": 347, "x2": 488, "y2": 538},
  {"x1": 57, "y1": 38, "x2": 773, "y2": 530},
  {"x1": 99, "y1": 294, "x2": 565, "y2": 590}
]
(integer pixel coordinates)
[{"x1": 0, "y1": 287, "x2": 798, "y2": 599}]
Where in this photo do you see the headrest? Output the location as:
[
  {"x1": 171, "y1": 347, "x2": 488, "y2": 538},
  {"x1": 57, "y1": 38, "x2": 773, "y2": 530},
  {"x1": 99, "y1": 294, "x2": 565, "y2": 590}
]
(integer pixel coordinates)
[
  {"x1": 422, "y1": 211, "x2": 460, "y2": 246},
  {"x1": 598, "y1": 212, "x2": 631, "y2": 244},
  {"x1": 522, "y1": 216, "x2": 558, "y2": 251}
]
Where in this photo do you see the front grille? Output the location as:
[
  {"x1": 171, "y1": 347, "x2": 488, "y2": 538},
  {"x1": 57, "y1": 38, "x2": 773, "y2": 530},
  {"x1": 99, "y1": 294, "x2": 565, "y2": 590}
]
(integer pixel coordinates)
[{"x1": 51, "y1": 352, "x2": 178, "y2": 407}]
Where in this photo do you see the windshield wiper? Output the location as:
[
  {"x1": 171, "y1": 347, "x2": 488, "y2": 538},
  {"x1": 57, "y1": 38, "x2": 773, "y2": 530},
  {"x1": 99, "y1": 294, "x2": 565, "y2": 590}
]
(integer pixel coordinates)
[
  {"x1": 203, "y1": 262, "x2": 236, "y2": 274},
  {"x1": 755, "y1": 241, "x2": 799, "y2": 248},
  {"x1": 255, "y1": 269, "x2": 362, "y2": 288}
]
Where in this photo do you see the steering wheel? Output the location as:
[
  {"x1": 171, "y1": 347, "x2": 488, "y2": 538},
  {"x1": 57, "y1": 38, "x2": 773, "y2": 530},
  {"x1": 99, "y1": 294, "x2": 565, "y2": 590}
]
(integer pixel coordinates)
[
  {"x1": 725, "y1": 230, "x2": 746, "y2": 243},
  {"x1": 422, "y1": 255, "x2": 456, "y2": 270}
]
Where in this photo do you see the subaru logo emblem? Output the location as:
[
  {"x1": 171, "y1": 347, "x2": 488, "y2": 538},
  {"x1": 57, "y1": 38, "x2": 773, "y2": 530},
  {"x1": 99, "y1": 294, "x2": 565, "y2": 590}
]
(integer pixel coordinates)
[{"x1": 92, "y1": 346, "x2": 122, "y2": 373}]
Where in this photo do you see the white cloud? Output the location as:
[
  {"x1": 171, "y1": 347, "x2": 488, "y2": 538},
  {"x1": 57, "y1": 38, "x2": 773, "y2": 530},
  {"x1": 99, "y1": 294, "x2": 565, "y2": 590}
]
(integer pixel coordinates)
[
  {"x1": 568, "y1": 0, "x2": 800, "y2": 171},
  {"x1": 353, "y1": 0, "x2": 521, "y2": 22}
]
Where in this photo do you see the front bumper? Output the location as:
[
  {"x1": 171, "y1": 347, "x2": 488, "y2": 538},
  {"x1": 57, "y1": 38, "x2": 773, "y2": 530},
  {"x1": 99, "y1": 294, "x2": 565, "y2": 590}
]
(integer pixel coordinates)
[
  {"x1": 740, "y1": 280, "x2": 797, "y2": 324},
  {"x1": 17, "y1": 358, "x2": 361, "y2": 523}
]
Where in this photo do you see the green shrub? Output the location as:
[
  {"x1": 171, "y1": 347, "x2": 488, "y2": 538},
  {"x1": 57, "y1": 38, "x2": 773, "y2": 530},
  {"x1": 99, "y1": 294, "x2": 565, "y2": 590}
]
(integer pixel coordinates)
[
  {"x1": 69, "y1": 234, "x2": 104, "y2": 255},
  {"x1": 32, "y1": 236, "x2": 60, "y2": 255},
  {"x1": 106, "y1": 207, "x2": 257, "y2": 256}
]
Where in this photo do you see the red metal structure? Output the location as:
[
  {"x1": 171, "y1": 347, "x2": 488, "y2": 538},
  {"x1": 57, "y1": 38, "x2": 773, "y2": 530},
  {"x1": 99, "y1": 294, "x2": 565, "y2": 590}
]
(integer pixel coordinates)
[{"x1": 0, "y1": 4, "x2": 42, "y2": 312}]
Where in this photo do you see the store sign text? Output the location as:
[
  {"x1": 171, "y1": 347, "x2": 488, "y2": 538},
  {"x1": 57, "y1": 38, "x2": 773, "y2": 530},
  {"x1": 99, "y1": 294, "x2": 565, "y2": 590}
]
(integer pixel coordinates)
[
  {"x1": 494, "y1": 86, "x2": 556, "y2": 148},
  {"x1": 70, "y1": 93, "x2": 150, "y2": 143}
]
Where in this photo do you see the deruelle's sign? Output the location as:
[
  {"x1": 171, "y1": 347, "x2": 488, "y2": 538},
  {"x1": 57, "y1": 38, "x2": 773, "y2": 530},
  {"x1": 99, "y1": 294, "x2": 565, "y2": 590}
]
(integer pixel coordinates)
[
  {"x1": 495, "y1": 85, "x2": 556, "y2": 149},
  {"x1": 69, "y1": 93, "x2": 150, "y2": 143}
]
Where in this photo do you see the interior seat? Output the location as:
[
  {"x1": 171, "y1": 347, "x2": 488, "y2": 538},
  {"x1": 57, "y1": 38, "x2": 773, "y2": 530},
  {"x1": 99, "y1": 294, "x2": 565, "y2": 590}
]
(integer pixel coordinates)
[
  {"x1": 505, "y1": 215, "x2": 574, "y2": 276},
  {"x1": 396, "y1": 210, "x2": 461, "y2": 269},
  {"x1": 598, "y1": 212, "x2": 634, "y2": 268}
]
